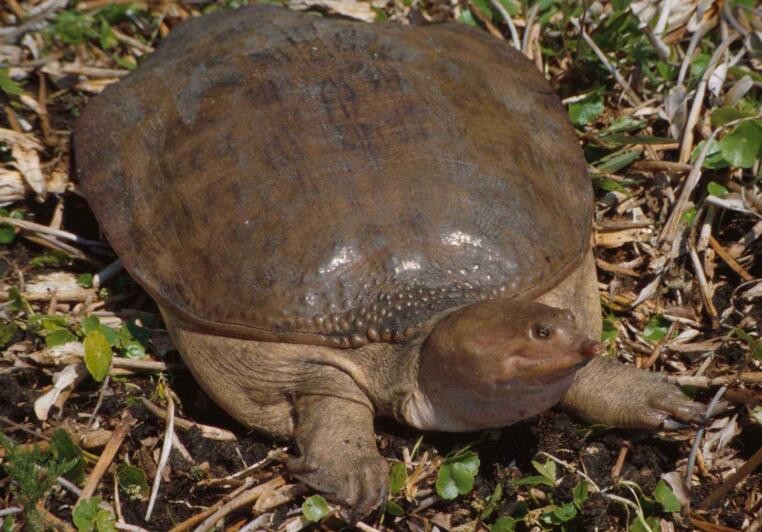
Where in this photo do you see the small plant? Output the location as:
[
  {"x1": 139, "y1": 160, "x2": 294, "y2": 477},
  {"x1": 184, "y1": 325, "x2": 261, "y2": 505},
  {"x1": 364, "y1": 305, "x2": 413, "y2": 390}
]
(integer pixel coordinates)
[
  {"x1": 435, "y1": 449, "x2": 480, "y2": 500},
  {"x1": 0, "y1": 431, "x2": 79, "y2": 530},
  {"x1": 302, "y1": 494, "x2": 330, "y2": 522},
  {"x1": 72, "y1": 497, "x2": 117, "y2": 532},
  {"x1": 116, "y1": 463, "x2": 149, "y2": 500}
]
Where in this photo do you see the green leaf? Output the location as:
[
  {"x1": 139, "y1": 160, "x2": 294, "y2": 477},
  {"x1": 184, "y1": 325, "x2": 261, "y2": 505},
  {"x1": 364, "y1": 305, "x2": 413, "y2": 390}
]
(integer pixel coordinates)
[
  {"x1": 46, "y1": 329, "x2": 78, "y2": 347},
  {"x1": 605, "y1": 116, "x2": 646, "y2": 134},
  {"x1": 3, "y1": 515, "x2": 14, "y2": 532},
  {"x1": 480, "y1": 481, "x2": 503, "y2": 520},
  {"x1": 51, "y1": 11, "x2": 98, "y2": 45},
  {"x1": 682, "y1": 207, "x2": 698, "y2": 225},
  {"x1": 549, "y1": 502, "x2": 577, "y2": 523},
  {"x1": 436, "y1": 464, "x2": 460, "y2": 500},
  {"x1": 30, "y1": 251, "x2": 69, "y2": 269},
  {"x1": 116, "y1": 463, "x2": 149, "y2": 498},
  {"x1": 531, "y1": 459, "x2": 556, "y2": 484},
  {"x1": 389, "y1": 462, "x2": 407, "y2": 494},
  {"x1": 457, "y1": 8, "x2": 478, "y2": 27},
  {"x1": 81, "y1": 315, "x2": 100, "y2": 335},
  {"x1": 123, "y1": 341, "x2": 146, "y2": 359},
  {"x1": 601, "y1": 317, "x2": 618, "y2": 344},
  {"x1": 84, "y1": 330, "x2": 112, "y2": 382},
  {"x1": 654, "y1": 480, "x2": 680, "y2": 512},
  {"x1": 0, "y1": 322, "x2": 17, "y2": 348},
  {"x1": 72, "y1": 497, "x2": 116, "y2": 532},
  {"x1": 629, "y1": 515, "x2": 660, "y2": 532},
  {"x1": 302, "y1": 494, "x2": 330, "y2": 522},
  {"x1": 497, "y1": 0, "x2": 519, "y2": 16},
  {"x1": 451, "y1": 462, "x2": 476, "y2": 495},
  {"x1": 490, "y1": 516, "x2": 517, "y2": 532},
  {"x1": 710, "y1": 106, "x2": 756, "y2": 127},
  {"x1": 29, "y1": 314, "x2": 68, "y2": 332},
  {"x1": 594, "y1": 149, "x2": 642, "y2": 173},
  {"x1": 97, "y1": 325, "x2": 120, "y2": 347},
  {"x1": 573, "y1": 480, "x2": 589, "y2": 509},
  {"x1": 568, "y1": 97, "x2": 604, "y2": 126},
  {"x1": 385, "y1": 501, "x2": 404, "y2": 516},
  {"x1": 593, "y1": 177, "x2": 629, "y2": 193},
  {"x1": 0, "y1": 223, "x2": 15, "y2": 244},
  {"x1": 98, "y1": 17, "x2": 118, "y2": 49},
  {"x1": 445, "y1": 450, "x2": 480, "y2": 476},
  {"x1": 78, "y1": 274, "x2": 94, "y2": 288},
  {"x1": 511, "y1": 474, "x2": 555, "y2": 487},
  {"x1": 597, "y1": 134, "x2": 674, "y2": 146},
  {"x1": 0, "y1": 68, "x2": 24, "y2": 96},
  {"x1": 643, "y1": 315, "x2": 669, "y2": 343},
  {"x1": 707, "y1": 181, "x2": 729, "y2": 197},
  {"x1": 691, "y1": 140, "x2": 730, "y2": 169},
  {"x1": 50, "y1": 429, "x2": 84, "y2": 484},
  {"x1": 470, "y1": 0, "x2": 494, "y2": 19},
  {"x1": 719, "y1": 120, "x2": 762, "y2": 168}
]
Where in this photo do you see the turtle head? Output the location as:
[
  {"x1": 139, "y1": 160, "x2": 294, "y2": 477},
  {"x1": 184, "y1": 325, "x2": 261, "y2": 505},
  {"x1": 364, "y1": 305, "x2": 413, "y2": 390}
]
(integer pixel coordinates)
[{"x1": 403, "y1": 300, "x2": 602, "y2": 431}]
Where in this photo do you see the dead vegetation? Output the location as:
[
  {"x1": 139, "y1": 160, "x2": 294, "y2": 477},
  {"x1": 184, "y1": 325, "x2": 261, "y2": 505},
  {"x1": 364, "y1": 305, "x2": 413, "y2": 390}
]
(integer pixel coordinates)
[{"x1": 0, "y1": 0, "x2": 760, "y2": 530}]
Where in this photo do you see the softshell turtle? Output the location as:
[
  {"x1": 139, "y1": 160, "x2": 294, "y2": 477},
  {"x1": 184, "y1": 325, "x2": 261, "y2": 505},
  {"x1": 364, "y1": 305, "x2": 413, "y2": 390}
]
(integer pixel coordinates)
[{"x1": 75, "y1": 4, "x2": 705, "y2": 518}]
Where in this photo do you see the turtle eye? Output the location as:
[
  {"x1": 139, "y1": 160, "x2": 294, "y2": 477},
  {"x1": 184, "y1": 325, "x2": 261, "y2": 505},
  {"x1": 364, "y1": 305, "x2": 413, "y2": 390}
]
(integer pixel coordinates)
[{"x1": 533, "y1": 323, "x2": 553, "y2": 340}]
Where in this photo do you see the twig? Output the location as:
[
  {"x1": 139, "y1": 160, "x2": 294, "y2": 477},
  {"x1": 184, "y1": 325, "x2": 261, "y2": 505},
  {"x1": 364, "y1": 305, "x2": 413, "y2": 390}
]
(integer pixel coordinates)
[
  {"x1": 0, "y1": 216, "x2": 108, "y2": 248},
  {"x1": 684, "y1": 386, "x2": 727, "y2": 490},
  {"x1": 0, "y1": 415, "x2": 51, "y2": 440},
  {"x1": 93, "y1": 259, "x2": 124, "y2": 288},
  {"x1": 167, "y1": 476, "x2": 259, "y2": 532},
  {"x1": 194, "y1": 476, "x2": 286, "y2": 532},
  {"x1": 521, "y1": 3, "x2": 539, "y2": 54},
  {"x1": 699, "y1": 444, "x2": 762, "y2": 508},
  {"x1": 573, "y1": 20, "x2": 641, "y2": 106},
  {"x1": 145, "y1": 394, "x2": 175, "y2": 522},
  {"x1": 86, "y1": 375, "x2": 110, "y2": 430},
  {"x1": 468, "y1": 1, "x2": 504, "y2": 40},
  {"x1": 678, "y1": 35, "x2": 737, "y2": 164},
  {"x1": 688, "y1": 243, "x2": 720, "y2": 328},
  {"x1": 708, "y1": 236, "x2": 754, "y2": 281},
  {"x1": 537, "y1": 451, "x2": 601, "y2": 492},
  {"x1": 659, "y1": 129, "x2": 720, "y2": 247},
  {"x1": 677, "y1": 19, "x2": 712, "y2": 87},
  {"x1": 610, "y1": 443, "x2": 629, "y2": 482},
  {"x1": 78, "y1": 414, "x2": 135, "y2": 503},
  {"x1": 490, "y1": 0, "x2": 520, "y2": 49},
  {"x1": 0, "y1": 288, "x2": 97, "y2": 302},
  {"x1": 666, "y1": 372, "x2": 762, "y2": 387},
  {"x1": 139, "y1": 398, "x2": 237, "y2": 441}
]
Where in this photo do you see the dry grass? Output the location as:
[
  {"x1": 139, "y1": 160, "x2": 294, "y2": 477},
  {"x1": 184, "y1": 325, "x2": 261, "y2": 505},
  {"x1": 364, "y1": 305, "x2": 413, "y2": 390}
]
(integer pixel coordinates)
[{"x1": 0, "y1": 0, "x2": 760, "y2": 530}]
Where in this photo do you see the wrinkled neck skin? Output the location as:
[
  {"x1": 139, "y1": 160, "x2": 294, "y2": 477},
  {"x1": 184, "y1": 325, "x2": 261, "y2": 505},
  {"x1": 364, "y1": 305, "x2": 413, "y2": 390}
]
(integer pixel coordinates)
[
  {"x1": 393, "y1": 300, "x2": 598, "y2": 432},
  {"x1": 403, "y1": 360, "x2": 576, "y2": 432}
]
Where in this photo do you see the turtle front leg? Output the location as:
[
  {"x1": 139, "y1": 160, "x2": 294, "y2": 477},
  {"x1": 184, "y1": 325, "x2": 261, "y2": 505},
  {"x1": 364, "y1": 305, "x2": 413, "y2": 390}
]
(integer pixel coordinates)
[
  {"x1": 561, "y1": 356, "x2": 706, "y2": 429},
  {"x1": 288, "y1": 395, "x2": 389, "y2": 521}
]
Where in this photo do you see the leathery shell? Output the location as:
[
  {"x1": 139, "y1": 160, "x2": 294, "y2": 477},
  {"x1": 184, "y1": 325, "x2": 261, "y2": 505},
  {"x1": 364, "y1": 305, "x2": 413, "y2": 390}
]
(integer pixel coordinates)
[{"x1": 75, "y1": 5, "x2": 592, "y2": 347}]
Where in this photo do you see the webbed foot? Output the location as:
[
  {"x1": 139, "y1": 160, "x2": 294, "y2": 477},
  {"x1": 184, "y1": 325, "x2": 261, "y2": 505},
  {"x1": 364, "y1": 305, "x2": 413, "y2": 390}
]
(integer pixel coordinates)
[
  {"x1": 561, "y1": 356, "x2": 708, "y2": 429},
  {"x1": 288, "y1": 395, "x2": 389, "y2": 521}
]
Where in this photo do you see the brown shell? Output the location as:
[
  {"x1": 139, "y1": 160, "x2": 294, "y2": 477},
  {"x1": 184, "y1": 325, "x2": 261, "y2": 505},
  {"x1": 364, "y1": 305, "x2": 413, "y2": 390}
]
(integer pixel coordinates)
[{"x1": 74, "y1": 5, "x2": 592, "y2": 348}]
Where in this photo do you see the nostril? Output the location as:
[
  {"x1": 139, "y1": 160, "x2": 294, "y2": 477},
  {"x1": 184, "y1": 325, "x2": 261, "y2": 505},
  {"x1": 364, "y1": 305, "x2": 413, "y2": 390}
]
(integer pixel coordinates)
[
  {"x1": 581, "y1": 339, "x2": 603, "y2": 357},
  {"x1": 563, "y1": 311, "x2": 575, "y2": 322}
]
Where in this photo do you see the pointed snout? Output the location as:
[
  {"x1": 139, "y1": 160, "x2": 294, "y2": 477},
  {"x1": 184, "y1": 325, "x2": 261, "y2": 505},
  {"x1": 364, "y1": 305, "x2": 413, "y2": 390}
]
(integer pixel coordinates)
[{"x1": 579, "y1": 338, "x2": 604, "y2": 357}]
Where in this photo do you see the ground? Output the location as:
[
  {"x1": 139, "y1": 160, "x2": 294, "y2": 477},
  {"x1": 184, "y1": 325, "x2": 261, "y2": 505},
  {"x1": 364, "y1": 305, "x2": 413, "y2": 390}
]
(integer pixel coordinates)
[{"x1": 0, "y1": 0, "x2": 761, "y2": 531}]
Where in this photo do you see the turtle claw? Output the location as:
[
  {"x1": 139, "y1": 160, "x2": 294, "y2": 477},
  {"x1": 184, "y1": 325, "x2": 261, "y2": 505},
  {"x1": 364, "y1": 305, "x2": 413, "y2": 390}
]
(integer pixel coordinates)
[
  {"x1": 660, "y1": 418, "x2": 690, "y2": 431},
  {"x1": 291, "y1": 451, "x2": 389, "y2": 523},
  {"x1": 562, "y1": 357, "x2": 714, "y2": 430},
  {"x1": 286, "y1": 456, "x2": 320, "y2": 475}
]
